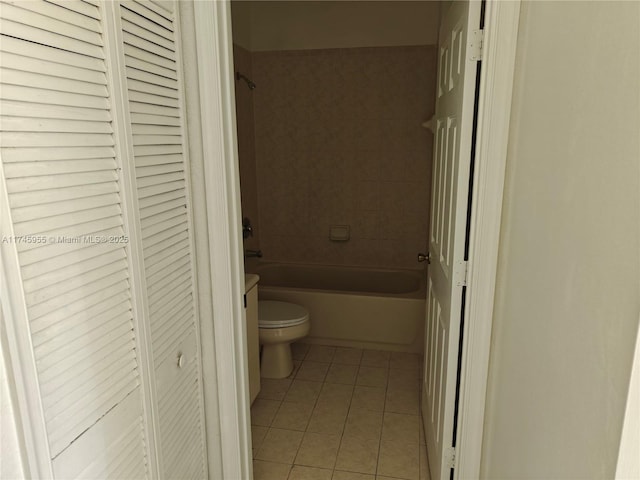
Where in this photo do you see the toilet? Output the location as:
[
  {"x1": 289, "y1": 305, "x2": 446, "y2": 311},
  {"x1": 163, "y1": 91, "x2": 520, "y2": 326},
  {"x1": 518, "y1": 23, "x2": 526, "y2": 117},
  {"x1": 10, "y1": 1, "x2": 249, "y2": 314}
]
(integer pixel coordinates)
[{"x1": 258, "y1": 300, "x2": 310, "y2": 379}]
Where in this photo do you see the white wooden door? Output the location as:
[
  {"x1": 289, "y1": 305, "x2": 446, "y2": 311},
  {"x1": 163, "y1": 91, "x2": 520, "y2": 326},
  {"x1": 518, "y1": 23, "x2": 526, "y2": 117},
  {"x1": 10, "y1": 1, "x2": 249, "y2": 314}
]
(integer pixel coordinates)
[
  {"x1": 0, "y1": 1, "x2": 152, "y2": 476},
  {"x1": 421, "y1": 1, "x2": 481, "y2": 478},
  {"x1": 115, "y1": 1, "x2": 208, "y2": 477}
]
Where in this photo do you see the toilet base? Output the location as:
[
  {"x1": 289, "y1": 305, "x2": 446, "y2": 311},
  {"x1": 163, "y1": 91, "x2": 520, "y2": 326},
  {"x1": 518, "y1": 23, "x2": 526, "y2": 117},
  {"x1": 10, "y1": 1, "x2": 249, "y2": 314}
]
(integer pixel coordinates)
[{"x1": 260, "y1": 343, "x2": 293, "y2": 379}]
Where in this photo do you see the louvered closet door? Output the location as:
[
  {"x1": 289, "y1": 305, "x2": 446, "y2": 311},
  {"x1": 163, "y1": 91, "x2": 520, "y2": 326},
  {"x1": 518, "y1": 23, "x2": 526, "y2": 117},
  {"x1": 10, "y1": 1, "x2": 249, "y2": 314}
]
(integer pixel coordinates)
[
  {"x1": 0, "y1": 1, "x2": 149, "y2": 478},
  {"x1": 118, "y1": 2, "x2": 207, "y2": 478}
]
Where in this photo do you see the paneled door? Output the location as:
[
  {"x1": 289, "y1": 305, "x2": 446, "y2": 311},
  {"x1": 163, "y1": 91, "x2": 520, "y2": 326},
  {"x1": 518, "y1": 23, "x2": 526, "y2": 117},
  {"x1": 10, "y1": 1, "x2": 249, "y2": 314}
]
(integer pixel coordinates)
[{"x1": 421, "y1": 1, "x2": 481, "y2": 479}]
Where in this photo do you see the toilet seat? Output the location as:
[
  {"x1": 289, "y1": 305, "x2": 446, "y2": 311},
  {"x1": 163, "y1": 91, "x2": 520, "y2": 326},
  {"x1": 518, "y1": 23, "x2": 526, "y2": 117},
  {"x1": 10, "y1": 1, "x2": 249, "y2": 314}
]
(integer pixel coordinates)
[{"x1": 258, "y1": 300, "x2": 309, "y2": 329}]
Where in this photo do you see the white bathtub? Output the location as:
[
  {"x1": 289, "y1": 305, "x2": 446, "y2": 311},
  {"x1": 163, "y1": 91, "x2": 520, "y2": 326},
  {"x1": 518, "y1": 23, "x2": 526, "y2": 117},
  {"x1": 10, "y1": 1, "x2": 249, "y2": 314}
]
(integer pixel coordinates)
[{"x1": 252, "y1": 263, "x2": 427, "y2": 353}]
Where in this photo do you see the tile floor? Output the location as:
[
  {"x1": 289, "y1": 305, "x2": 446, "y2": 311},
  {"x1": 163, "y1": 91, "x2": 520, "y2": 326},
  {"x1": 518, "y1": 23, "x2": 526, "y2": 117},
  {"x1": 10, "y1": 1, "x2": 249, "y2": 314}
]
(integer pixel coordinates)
[{"x1": 251, "y1": 344, "x2": 431, "y2": 480}]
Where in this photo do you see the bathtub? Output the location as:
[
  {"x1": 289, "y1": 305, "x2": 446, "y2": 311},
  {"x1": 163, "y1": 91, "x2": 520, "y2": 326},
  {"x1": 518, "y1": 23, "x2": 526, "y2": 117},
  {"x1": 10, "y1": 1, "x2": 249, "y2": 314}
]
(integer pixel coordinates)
[{"x1": 252, "y1": 263, "x2": 427, "y2": 353}]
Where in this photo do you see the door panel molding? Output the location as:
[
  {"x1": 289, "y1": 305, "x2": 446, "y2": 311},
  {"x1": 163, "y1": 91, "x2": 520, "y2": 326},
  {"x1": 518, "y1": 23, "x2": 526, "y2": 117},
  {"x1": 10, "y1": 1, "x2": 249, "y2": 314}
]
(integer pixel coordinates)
[{"x1": 423, "y1": 2, "x2": 481, "y2": 478}]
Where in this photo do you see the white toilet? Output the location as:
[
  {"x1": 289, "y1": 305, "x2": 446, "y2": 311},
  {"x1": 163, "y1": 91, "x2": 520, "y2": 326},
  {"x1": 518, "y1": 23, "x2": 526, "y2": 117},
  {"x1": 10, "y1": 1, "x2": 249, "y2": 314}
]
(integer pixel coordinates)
[{"x1": 258, "y1": 300, "x2": 310, "y2": 379}]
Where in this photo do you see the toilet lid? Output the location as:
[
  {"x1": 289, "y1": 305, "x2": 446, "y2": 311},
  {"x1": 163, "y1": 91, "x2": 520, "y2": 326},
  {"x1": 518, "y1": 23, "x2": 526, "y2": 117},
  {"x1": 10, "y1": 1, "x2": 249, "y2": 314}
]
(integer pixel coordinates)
[{"x1": 258, "y1": 301, "x2": 309, "y2": 328}]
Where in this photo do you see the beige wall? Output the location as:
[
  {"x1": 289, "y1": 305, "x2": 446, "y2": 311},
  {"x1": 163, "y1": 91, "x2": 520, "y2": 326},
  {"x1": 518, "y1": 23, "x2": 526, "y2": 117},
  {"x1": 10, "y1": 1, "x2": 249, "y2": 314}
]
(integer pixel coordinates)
[
  {"x1": 481, "y1": 1, "x2": 640, "y2": 477},
  {"x1": 232, "y1": 1, "x2": 440, "y2": 51},
  {"x1": 251, "y1": 46, "x2": 436, "y2": 269},
  {"x1": 233, "y1": 45, "x2": 261, "y2": 252},
  {"x1": 231, "y1": 1, "x2": 252, "y2": 51},
  {"x1": 231, "y1": 2, "x2": 439, "y2": 269}
]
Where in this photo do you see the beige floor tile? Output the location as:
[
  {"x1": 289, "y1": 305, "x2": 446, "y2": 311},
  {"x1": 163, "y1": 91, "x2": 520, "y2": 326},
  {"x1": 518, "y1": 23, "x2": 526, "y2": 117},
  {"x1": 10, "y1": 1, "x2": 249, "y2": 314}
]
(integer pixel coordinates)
[
  {"x1": 296, "y1": 361, "x2": 330, "y2": 382},
  {"x1": 387, "y1": 369, "x2": 421, "y2": 391},
  {"x1": 317, "y1": 383, "x2": 353, "y2": 412},
  {"x1": 320, "y1": 381, "x2": 354, "y2": 398},
  {"x1": 325, "y1": 363, "x2": 358, "y2": 385},
  {"x1": 385, "y1": 387, "x2": 419, "y2": 415},
  {"x1": 333, "y1": 471, "x2": 375, "y2": 480},
  {"x1": 256, "y1": 428, "x2": 304, "y2": 464},
  {"x1": 377, "y1": 441, "x2": 419, "y2": 480},
  {"x1": 361, "y1": 350, "x2": 390, "y2": 368},
  {"x1": 356, "y1": 366, "x2": 388, "y2": 388},
  {"x1": 292, "y1": 343, "x2": 310, "y2": 361},
  {"x1": 390, "y1": 352, "x2": 422, "y2": 370},
  {"x1": 252, "y1": 425, "x2": 269, "y2": 450},
  {"x1": 295, "y1": 432, "x2": 341, "y2": 469},
  {"x1": 272, "y1": 401, "x2": 315, "y2": 431},
  {"x1": 351, "y1": 386, "x2": 386, "y2": 412},
  {"x1": 288, "y1": 465, "x2": 333, "y2": 480},
  {"x1": 419, "y1": 443, "x2": 430, "y2": 480},
  {"x1": 252, "y1": 399, "x2": 281, "y2": 426},
  {"x1": 335, "y1": 435, "x2": 379, "y2": 475},
  {"x1": 289, "y1": 360, "x2": 303, "y2": 379},
  {"x1": 381, "y1": 413, "x2": 420, "y2": 444},
  {"x1": 316, "y1": 404, "x2": 351, "y2": 420},
  {"x1": 259, "y1": 378, "x2": 293, "y2": 401},
  {"x1": 306, "y1": 345, "x2": 336, "y2": 363},
  {"x1": 285, "y1": 380, "x2": 323, "y2": 404},
  {"x1": 253, "y1": 460, "x2": 292, "y2": 480},
  {"x1": 391, "y1": 368, "x2": 422, "y2": 380},
  {"x1": 390, "y1": 367, "x2": 422, "y2": 380},
  {"x1": 306, "y1": 407, "x2": 348, "y2": 435},
  {"x1": 252, "y1": 345, "x2": 428, "y2": 480},
  {"x1": 343, "y1": 409, "x2": 383, "y2": 442},
  {"x1": 387, "y1": 377, "x2": 421, "y2": 393},
  {"x1": 332, "y1": 347, "x2": 363, "y2": 365}
]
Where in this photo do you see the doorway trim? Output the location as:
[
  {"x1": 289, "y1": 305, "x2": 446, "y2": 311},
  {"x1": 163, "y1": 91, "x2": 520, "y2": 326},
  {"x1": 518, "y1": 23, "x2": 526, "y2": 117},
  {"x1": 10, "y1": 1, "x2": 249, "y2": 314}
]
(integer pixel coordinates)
[
  {"x1": 193, "y1": 1, "x2": 253, "y2": 479},
  {"x1": 454, "y1": 0, "x2": 521, "y2": 477}
]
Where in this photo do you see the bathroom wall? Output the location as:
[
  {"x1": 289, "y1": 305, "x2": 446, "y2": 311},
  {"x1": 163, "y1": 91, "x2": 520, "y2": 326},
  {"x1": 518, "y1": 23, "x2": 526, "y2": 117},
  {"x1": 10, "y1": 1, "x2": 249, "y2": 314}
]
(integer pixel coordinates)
[
  {"x1": 231, "y1": 1, "x2": 439, "y2": 269},
  {"x1": 237, "y1": 1, "x2": 440, "y2": 52},
  {"x1": 233, "y1": 44, "x2": 261, "y2": 251},
  {"x1": 231, "y1": 1, "x2": 252, "y2": 51},
  {"x1": 252, "y1": 46, "x2": 437, "y2": 269}
]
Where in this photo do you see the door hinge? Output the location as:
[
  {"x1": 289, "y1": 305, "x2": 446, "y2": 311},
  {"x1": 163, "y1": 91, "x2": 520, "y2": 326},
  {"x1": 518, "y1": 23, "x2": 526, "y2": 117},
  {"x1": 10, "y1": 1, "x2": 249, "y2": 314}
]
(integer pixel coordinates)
[
  {"x1": 445, "y1": 446, "x2": 456, "y2": 469},
  {"x1": 243, "y1": 294, "x2": 247, "y2": 309},
  {"x1": 454, "y1": 260, "x2": 469, "y2": 287},
  {"x1": 469, "y1": 29, "x2": 484, "y2": 61}
]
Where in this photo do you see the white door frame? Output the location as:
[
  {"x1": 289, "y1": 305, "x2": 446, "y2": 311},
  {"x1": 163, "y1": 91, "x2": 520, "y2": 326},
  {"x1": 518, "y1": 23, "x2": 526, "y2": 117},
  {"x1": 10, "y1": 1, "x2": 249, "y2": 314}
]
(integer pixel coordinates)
[
  {"x1": 192, "y1": 1, "x2": 253, "y2": 479},
  {"x1": 454, "y1": 0, "x2": 521, "y2": 477},
  {"x1": 192, "y1": 1, "x2": 522, "y2": 479},
  {"x1": 615, "y1": 312, "x2": 640, "y2": 478}
]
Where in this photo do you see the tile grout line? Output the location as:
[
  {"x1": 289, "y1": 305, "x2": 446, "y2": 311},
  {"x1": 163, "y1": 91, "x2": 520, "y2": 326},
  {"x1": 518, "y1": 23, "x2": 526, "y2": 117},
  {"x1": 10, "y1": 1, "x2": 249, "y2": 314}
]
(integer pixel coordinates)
[
  {"x1": 288, "y1": 344, "x2": 312, "y2": 478},
  {"x1": 375, "y1": 358, "x2": 391, "y2": 478},
  {"x1": 333, "y1": 351, "x2": 360, "y2": 477},
  {"x1": 311, "y1": 346, "x2": 354, "y2": 475},
  {"x1": 289, "y1": 345, "x2": 343, "y2": 477},
  {"x1": 329, "y1": 348, "x2": 353, "y2": 474},
  {"x1": 283, "y1": 350, "x2": 301, "y2": 480},
  {"x1": 258, "y1": 343, "x2": 308, "y2": 478}
]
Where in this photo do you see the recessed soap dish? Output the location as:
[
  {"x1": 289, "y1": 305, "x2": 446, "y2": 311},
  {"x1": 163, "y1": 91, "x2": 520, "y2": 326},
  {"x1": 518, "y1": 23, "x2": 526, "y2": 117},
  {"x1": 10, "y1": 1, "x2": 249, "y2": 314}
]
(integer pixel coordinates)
[{"x1": 329, "y1": 225, "x2": 350, "y2": 242}]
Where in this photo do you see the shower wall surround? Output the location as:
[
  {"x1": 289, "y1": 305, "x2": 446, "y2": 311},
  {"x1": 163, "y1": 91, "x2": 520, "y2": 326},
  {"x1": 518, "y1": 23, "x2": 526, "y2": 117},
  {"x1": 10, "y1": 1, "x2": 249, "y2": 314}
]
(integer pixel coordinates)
[
  {"x1": 233, "y1": 45, "x2": 261, "y2": 251},
  {"x1": 242, "y1": 45, "x2": 437, "y2": 269}
]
